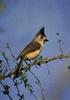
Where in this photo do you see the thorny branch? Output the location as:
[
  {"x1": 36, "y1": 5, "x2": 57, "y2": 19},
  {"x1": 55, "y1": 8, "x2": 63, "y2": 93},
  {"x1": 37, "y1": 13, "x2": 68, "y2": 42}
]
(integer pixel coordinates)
[{"x1": 0, "y1": 54, "x2": 70, "y2": 80}]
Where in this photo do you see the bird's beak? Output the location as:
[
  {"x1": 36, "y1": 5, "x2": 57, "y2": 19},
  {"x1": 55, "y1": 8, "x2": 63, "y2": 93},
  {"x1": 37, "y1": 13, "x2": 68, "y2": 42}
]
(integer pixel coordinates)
[{"x1": 44, "y1": 38, "x2": 48, "y2": 42}]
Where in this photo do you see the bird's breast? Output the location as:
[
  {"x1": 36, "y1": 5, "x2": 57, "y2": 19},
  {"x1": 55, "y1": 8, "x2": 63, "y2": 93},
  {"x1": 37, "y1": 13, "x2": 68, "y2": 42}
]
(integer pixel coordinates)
[{"x1": 25, "y1": 48, "x2": 42, "y2": 60}]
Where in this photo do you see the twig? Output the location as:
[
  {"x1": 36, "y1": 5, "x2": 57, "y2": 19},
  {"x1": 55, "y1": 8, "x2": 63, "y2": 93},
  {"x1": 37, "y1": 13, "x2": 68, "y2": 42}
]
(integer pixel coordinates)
[
  {"x1": 0, "y1": 54, "x2": 70, "y2": 80},
  {"x1": 29, "y1": 70, "x2": 45, "y2": 99}
]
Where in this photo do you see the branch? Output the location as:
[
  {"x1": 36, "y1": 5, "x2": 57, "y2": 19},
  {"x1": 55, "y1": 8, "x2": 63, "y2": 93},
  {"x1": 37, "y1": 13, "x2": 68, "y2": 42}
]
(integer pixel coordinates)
[{"x1": 0, "y1": 54, "x2": 70, "y2": 80}]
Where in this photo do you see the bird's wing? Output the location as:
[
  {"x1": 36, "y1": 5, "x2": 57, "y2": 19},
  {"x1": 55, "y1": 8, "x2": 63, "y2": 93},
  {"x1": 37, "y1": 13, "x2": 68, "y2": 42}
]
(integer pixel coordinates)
[{"x1": 18, "y1": 41, "x2": 41, "y2": 58}]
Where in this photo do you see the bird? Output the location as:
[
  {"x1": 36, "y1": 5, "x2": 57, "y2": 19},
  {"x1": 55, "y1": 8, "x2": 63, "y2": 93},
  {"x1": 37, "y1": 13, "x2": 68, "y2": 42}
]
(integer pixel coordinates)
[{"x1": 14, "y1": 27, "x2": 48, "y2": 79}]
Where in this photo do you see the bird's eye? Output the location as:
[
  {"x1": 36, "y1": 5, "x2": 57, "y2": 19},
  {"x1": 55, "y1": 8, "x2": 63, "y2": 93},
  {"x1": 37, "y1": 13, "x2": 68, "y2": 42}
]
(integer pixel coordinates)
[{"x1": 40, "y1": 36, "x2": 43, "y2": 39}]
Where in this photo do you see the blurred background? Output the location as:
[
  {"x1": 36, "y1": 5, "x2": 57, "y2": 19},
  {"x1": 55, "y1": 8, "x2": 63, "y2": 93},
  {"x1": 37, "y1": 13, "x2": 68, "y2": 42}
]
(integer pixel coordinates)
[{"x1": 0, "y1": 0, "x2": 70, "y2": 100}]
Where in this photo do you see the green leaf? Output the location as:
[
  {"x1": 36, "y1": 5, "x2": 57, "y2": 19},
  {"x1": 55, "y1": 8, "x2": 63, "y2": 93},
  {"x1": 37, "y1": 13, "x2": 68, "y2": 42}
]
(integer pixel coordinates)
[
  {"x1": 5, "y1": 43, "x2": 16, "y2": 60},
  {"x1": 2, "y1": 51, "x2": 9, "y2": 66},
  {"x1": 42, "y1": 94, "x2": 45, "y2": 100},
  {"x1": 20, "y1": 72, "x2": 28, "y2": 87},
  {"x1": 0, "y1": 73, "x2": 4, "y2": 80}
]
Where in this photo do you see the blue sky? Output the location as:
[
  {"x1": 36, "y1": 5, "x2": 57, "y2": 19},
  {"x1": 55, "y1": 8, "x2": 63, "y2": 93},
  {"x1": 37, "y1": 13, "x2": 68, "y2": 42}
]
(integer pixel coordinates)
[{"x1": 0, "y1": 0, "x2": 70, "y2": 100}]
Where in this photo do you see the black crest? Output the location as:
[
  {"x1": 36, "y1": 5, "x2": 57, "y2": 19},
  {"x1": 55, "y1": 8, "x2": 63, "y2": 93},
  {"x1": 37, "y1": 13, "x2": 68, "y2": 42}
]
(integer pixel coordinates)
[{"x1": 38, "y1": 27, "x2": 46, "y2": 37}]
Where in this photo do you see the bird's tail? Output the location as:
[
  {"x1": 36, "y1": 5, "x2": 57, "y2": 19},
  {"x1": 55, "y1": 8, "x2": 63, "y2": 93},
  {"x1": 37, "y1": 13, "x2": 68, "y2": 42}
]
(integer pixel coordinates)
[{"x1": 13, "y1": 59, "x2": 23, "y2": 79}]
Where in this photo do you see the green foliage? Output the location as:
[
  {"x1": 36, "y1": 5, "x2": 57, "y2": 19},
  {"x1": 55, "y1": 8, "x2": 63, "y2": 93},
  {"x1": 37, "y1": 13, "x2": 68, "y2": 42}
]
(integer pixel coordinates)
[
  {"x1": 2, "y1": 51, "x2": 9, "y2": 66},
  {"x1": 20, "y1": 72, "x2": 28, "y2": 88},
  {"x1": 5, "y1": 43, "x2": 16, "y2": 60},
  {"x1": 42, "y1": 94, "x2": 45, "y2": 100}
]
